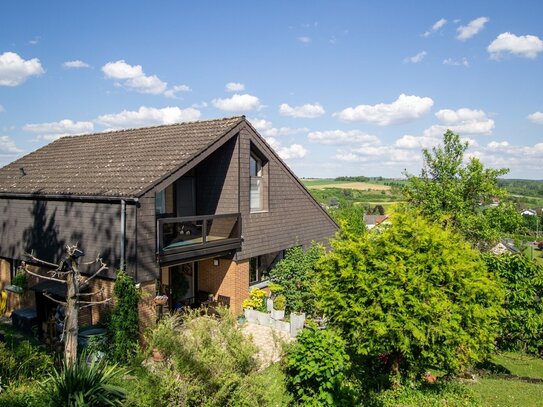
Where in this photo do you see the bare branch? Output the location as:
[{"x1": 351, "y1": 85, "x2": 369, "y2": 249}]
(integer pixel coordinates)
[
  {"x1": 23, "y1": 251, "x2": 59, "y2": 269},
  {"x1": 43, "y1": 292, "x2": 67, "y2": 306},
  {"x1": 23, "y1": 262, "x2": 66, "y2": 284},
  {"x1": 76, "y1": 288, "x2": 104, "y2": 297},
  {"x1": 78, "y1": 298, "x2": 112, "y2": 305},
  {"x1": 82, "y1": 254, "x2": 102, "y2": 266},
  {"x1": 82, "y1": 259, "x2": 108, "y2": 284}
]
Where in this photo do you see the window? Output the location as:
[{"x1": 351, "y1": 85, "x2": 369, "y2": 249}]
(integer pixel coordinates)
[
  {"x1": 249, "y1": 251, "x2": 285, "y2": 286},
  {"x1": 250, "y1": 154, "x2": 263, "y2": 211},
  {"x1": 155, "y1": 190, "x2": 166, "y2": 215}
]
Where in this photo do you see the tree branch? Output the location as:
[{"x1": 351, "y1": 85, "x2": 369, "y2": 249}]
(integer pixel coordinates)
[
  {"x1": 82, "y1": 259, "x2": 108, "y2": 284},
  {"x1": 76, "y1": 289, "x2": 104, "y2": 297},
  {"x1": 23, "y1": 263, "x2": 66, "y2": 284},
  {"x1": 78, "y1": 298, "x2": 112, "y2": 305},
  {"x1": 42, "y1": 292, "x2": 67, "y2": 306},
  {"x1": 24, "y1": 251, "x2": 59, "y2": 268}
]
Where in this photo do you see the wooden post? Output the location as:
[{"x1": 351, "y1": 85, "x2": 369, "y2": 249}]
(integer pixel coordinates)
[{"x1": 64, "y1": 258, "x2": 79, "y2": 366}]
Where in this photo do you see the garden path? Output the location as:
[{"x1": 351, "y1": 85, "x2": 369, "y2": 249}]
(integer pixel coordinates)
[{"x1": 242, "y1": 322, "x2": 292, "y2": 369}]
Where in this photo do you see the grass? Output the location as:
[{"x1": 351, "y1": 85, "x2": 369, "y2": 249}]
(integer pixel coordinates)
[{"x1": 471, "y1": 352, "x2": 543, "y2": 407}]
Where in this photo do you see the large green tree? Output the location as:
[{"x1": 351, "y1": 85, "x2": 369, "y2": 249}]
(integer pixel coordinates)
[
  {"x1": 317, "y1": 209, "x2": 504, "y2": 385},
  {"x1": 403, "y1": 130, "x2": 520, "y2": 248}
]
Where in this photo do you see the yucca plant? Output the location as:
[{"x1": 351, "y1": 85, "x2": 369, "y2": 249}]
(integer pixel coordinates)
[{"x1": 42, "y1": 354, "x2": 128, "y2": 406}]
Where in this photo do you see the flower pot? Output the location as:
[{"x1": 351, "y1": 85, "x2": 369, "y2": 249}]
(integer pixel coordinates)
[
  {"x1": 152, "y1": 348, "x2": 164, "y2": 362},
  {"x1": 266, "y1": 298, "x2": 274, "y2": 312},
  {"x1": 244, "y1": 308, "x2": 258, "y2": 323},
  {"x1": 276, "y1": 320, "x2": 290, "y2": 333},
  {"x1": 256, "y1": 311, "x2": 270, "y2": 327},
  {"x1": 271, "y1": 308, "x2": 285, "y2": 321},
  {"x1": 153, "y1": 295, "x2": 168, "y2": 306},
  {"x1": 290, "y1": 312, "x2": 306, "y2": 337}
]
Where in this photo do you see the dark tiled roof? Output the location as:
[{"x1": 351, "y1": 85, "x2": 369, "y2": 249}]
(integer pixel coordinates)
[{"x1": 0, "y1": 116, "x2": 243, "y2": 198}]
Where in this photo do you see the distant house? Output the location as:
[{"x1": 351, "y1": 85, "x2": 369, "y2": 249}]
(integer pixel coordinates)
[
  {"x1": 521, "y1": 209, "x2": 537, "y2": 216},
  {"x1": 0, "y1": 116, "x2": 337, "y2": 332},
  {"x1": 364, "y1": 214, "x2": 390, "y2": 230},
  {"x1": 490, "y1": 238, "x2": 520, "y2": 255}
]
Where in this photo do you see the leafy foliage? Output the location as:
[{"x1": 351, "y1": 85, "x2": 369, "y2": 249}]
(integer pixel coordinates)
[
  {"x1": 241, "y1": 287, "x2": 267, "y2": 311},
  {"x1": 0, "y1": 340, "x2": 54, "y2": 388},
  {"x1": 284, "y1": 327, "x2": 352, "y2": 406},
  {"x1": 42, "y1": 355, "x2": 128, "y2": 406},
  {"x1": 11, "y1": 269, "x2": 27, "y2": 290},
  {"x1": 136, "y1": 308, "x2": 277, "y2": 406},
  {"x1": 268, "y1": 243, "x2": 325, "y2": 315},
  {"x1": 404, "y1": 130, "x2": 520, "y2": 248},
  {"x1": 109, "y1": 271, "x2": 140, "y2": 363},
  {"x1": 273, "y1": 294, "x2": 286, "y2": 311},
  {"x1": 317, "y1": 209, "x2": 504, "y2": 383},
  {"x1": 482, "y1": 253, "x2": 543, "y2": 353}
]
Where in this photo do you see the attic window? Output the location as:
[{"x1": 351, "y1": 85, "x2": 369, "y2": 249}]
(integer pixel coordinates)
[{"x1": 250, "y1": 153, "x2": 263, "y2": 211}]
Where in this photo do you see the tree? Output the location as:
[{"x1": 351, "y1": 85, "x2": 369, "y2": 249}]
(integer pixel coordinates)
[
  {"x1": 403, "y1": 130, "x2": 520, "y2": 248},
  {"x1": 482, "y1": 253, "x2": 543, "y2": 353},
  {"x1": 268, "y1": 243, "x2": 324, "y2": 316},
  {"x1": 22, "y1": 244, "x2": 110, "y2": 366},
  {"x1": 109, "y1": 271, "x2": 140, "y2": 363},
  {"x1": 317, "y1": 209, "x2": 504, "y2": 385}
]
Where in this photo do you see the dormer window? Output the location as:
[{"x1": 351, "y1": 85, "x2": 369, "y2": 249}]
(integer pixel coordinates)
[{"x1": 250, "y1": 154, "x2": 263, "y2": 211}]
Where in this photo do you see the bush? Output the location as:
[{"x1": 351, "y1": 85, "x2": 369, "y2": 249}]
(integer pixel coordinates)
[
  {"x1": 317, "y1": 209, "x2": 504, "y2": 384},
  {"x1": 109, "y1": 270, "x2": 140, "y2": 363},
  {"x1": 137, "y1": 308, "x2": 277, "y2": 406},
  {"x1": 269, "y1": 243, "x2": 324, "y2": 316},
  {"x1": 241, "y1": 287, "x2": 266, "y2": 311},
  {"x1": 273, "y1": 295, "x2": 286, "y2": 311},
  {"x1": 11, "y1": 269, "x2": 27, "y2": 290},
  {"x1": 284, "y1": 327, "x2": 353, "y2": 406},
  {"x1": 482, "y1": 253, "x2": 543, "y2": 353},
  {"x1": 42, "y1": 355, "x2": 128, "y2": 406}
]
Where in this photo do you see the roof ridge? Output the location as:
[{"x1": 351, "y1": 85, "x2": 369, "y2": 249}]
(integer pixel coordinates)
[{"x1": 55, "y1": 115, "x2": 244, "y2": 142}]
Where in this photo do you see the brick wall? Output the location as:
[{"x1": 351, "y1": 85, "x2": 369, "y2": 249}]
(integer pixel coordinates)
[{"x1": 198, "y1": 258, "x2": 249, "y2": 314}]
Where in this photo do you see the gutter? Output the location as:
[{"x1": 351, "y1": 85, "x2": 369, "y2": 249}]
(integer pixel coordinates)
[{"x1": 0, "y1": 192, "x2": 140, "y2": 203}]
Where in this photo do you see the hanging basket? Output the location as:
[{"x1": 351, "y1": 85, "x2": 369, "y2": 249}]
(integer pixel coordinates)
[{"x1": 153, "y1": 295, "x2": 168, "y2": 306}]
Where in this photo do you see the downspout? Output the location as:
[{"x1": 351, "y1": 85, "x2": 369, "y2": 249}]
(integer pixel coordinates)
[{"x1": 120, "y1": 199, "x2": 126, "y2": 271}]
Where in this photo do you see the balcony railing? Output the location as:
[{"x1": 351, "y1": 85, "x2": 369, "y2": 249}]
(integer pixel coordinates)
[{"x1": 157, "y1": 213, "x2": 241, "y2": 262}]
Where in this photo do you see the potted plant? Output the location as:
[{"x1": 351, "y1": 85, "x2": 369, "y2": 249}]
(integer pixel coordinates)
[
  {"x1": 242, "y1": 288, "x2": 266, "y2": 324},
  {"x1": 271, "y1": 294, "x2": 286, "y2": 320},
  {"x1": 10, "y1": 269, "x2": 27, "y2": 293}
]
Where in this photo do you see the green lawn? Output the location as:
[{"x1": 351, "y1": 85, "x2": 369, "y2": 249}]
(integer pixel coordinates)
[{"x1": 472, "y1": 352, "x2": 543, "y2": 407}]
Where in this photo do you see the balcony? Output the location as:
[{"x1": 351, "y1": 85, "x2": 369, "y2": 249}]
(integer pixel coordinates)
[{"x1": 157, "y1": 213, "x2": 241, "y2": 264}]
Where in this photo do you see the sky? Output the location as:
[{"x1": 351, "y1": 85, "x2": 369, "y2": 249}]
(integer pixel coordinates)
[{"x1": 1, "y1": 1, "x2": 542, "y2": 179}]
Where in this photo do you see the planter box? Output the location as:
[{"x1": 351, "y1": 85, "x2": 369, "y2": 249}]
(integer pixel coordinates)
[
  {"x1": 271, "y1": 308, "x2": 285, "y2": 321},
  {"x1": 275, "y1": 320, "x2": 290, "y2": 333},
  {"x1": 256, "y1": 310, "x2": 271, "y2": 327},
  {"x1": 266, "y1": 298, "x2": 274, "y2": 312},
  {"x1": 244, "y1": 308, "x2": 258, "y2": 324},
  {"x1": 290, "y1": 312, "x2": 306, "y2": 337}
]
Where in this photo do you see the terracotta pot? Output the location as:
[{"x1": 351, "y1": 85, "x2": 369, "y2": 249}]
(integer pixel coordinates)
[{"x1": 152, "y1": 348, "x2": 164, "y2": 362}]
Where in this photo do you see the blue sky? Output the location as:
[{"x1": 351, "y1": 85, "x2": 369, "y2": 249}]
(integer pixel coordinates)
[{"x1": 1, "y1": 1, "x2": 542, "y2": 179}]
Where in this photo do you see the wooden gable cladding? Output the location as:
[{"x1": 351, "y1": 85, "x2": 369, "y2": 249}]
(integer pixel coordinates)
[{"x1": 236, "y1": 124, "x2": 338, "y2": 260}]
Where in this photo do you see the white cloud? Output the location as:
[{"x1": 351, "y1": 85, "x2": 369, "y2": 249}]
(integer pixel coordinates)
[
  {"x1": 298, "y1": 36, "x2": 311, "y2": 44},
  {"x1": 404, "y1": 51, "x2": 427, "y2": 64},
  {"x1": 279, "y1": 103, "x2": 325, "y2": 118},
  {"x1": 457, "y1": 17, "x2": 489, "y2": 40},
  {"x1": 23, "y1": 119, "x2": 94, "y2": 141},
  {"x1": 250, "y1": 118, "x2": 308, "y2": 137},
  {"x1": 0, "y1": 136, "x2": 23, "y2": 154},
  {"x1": 101, "y1": 60, "x2": 167, "y2": 94},
  {"x1": 0, "y1": 52, "x2": 44, "y2": 86},
  {"x1": 265, "y1": 137, "x2": 307, "y2": 160},
  {"x1": 443, "y1": 57, "x2": 469, "y2": 67},
  {"x1": 335, "y1": 94, "x2": 434, "y2": 125},
  {"x1": 424, "y1": 108, "x2": 495, "y2": 137},
  {"x1": 63, "y1": 60, "x2": 90, "y2": 69},
  {"x1": 394, "y1": 135, "x2": 441, "y2": 150},
  {"x1": 164, "y1": 84, "x2": 192, "y2": 99},
  {"x1": 212, "y1": 93, "x2": 262, "y2": 112},
  {"x1": 488, "y1": 32, "x2": 543, "y2": 59},
  {"x1": 96, "y1": 106, "x2": 201, "y2": 128},
  {"x1": 423, "y1": 18, "x2": 447, "y2": 37},
  {"x1": 487, "y1": 141, "x2": 509, "y2": 149},
  {"x1": 308, "y1": 130, "x2": 380, "y2": 145},
  {"x1": 335, "y1": 145, "x2": 417, "y2": 164},
  {"x1": 225, "y1": 82, "x2": 245, "y2": 92},
  {"x1": 528, "y1": 111, "x2": 543, "y2": 124}
]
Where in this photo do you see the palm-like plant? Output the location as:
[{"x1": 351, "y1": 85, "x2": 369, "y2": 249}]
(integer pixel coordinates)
[{"x1": 42, "y1": 354, "x2": 128, "y2": 406}]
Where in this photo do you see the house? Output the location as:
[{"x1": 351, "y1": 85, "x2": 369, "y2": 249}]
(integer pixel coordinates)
[
  {"x1": 521, "y1": 209, "x2": 537, "y2": 217},
  {"x1": 364, "y1": 214, "x2": 389, "y2": 230},
  {"x1": 0, "y1": 116, "x2": 338, "y2": 332}
]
